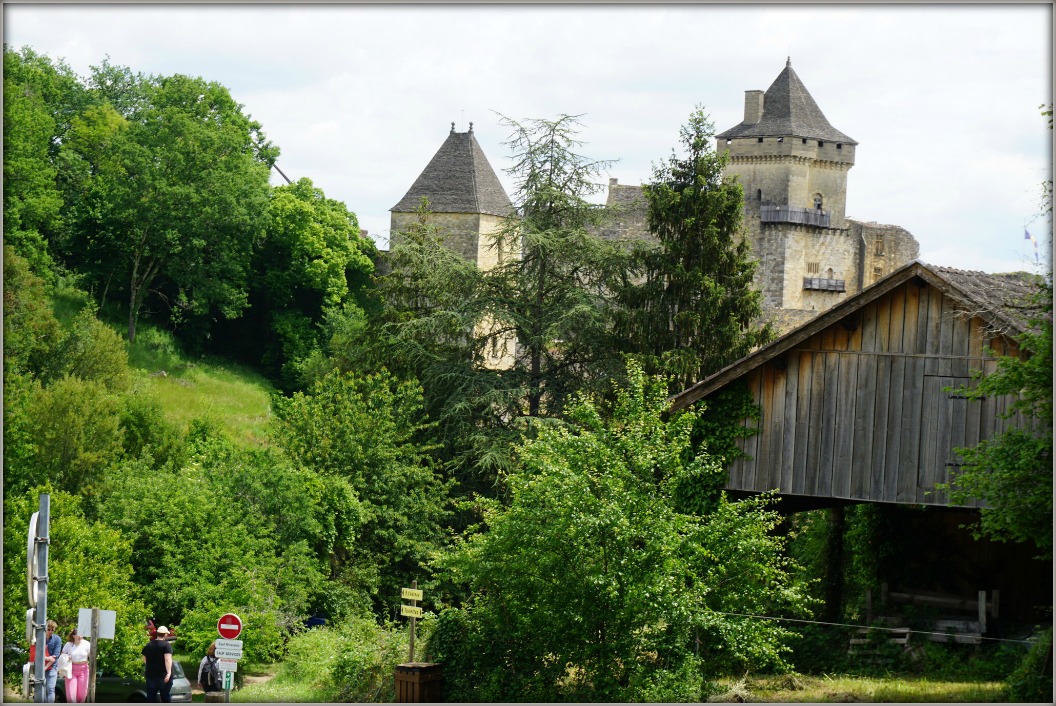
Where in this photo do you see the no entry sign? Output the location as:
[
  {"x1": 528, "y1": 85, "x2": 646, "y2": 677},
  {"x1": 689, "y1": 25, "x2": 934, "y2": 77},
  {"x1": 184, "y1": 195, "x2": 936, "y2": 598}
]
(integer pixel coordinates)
[{"x1": 217, "y1": 613, "x2": 243, "y2": 640}]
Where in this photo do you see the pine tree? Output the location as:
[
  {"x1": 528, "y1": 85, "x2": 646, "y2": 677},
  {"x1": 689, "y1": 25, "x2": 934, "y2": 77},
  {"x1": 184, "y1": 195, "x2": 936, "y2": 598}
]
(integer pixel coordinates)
[{"x1": 613, "y1": 107, "x2": 773, "y2": 393}]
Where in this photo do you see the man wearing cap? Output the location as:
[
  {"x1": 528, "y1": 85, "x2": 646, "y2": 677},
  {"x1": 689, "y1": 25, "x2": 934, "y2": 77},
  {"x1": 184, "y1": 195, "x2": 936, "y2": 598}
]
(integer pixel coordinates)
[{"x1": 142, "y1": 625, "x2": 174, "y2": 702}]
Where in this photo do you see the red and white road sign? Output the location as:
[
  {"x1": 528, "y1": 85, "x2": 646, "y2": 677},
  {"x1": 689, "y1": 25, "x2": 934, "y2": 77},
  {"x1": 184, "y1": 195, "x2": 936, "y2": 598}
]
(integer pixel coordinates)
[{"x1": 217, "y1": 613, "x2": 243, "y2": 639}]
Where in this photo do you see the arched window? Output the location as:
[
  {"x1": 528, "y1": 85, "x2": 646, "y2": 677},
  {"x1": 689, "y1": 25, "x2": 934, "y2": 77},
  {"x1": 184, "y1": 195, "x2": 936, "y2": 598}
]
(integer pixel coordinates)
[
  {"x1": 825, "y1": 267, "x2": 834, "y2": 279},
  {"x1": 813, "y1": 194, "x2": 824, "y2": 210}
]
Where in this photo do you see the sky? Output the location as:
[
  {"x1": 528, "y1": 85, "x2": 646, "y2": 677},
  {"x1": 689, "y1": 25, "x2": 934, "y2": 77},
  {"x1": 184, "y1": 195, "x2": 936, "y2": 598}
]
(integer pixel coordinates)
[{"x1": 3, "y1": 3, "x2": 1052, "y2": 274}]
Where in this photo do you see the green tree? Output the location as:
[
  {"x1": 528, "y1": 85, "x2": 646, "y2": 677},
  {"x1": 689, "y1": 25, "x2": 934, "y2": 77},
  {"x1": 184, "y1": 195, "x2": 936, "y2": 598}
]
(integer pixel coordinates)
[
  {"x1": 4, "y1": 489, "x2": 150, "y2": 678},
  {"x1": 374, "y1": 116, "x2": 626, "y2": 480},
  {"x1": 2, "y1": 46, "x2": 87, "y2": 276},
  {"x1": 59, "y1": 68, "x2": 274, "y2": 344},
  {"x1": 272, "y1": 370, "x2": 451, "y2": 614},
  {"x1": 221, "y1": 177, "x2": 375, "y2": 389},
  {"x1": 94, "y1": 440, "x2": 331, "y2": 662},
  {"x1": 432, "y1": 364, "x2": 812, "y2": 701},
  {"x1": 613, "y1": 107, "x2": 772, "y2": 392}
]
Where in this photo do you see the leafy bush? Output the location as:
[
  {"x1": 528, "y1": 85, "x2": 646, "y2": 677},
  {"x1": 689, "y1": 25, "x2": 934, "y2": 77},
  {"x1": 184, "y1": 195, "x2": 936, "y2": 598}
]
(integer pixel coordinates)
[
  {"x1": 1007, "y1": 626, "x2": 1053, "y2": 702},
  {"x1": 3, "y1": 489, "x2": 150, "y2": 678},
  {"x1": 432, "y1": 364, "x2": 812, "y2": 701}
]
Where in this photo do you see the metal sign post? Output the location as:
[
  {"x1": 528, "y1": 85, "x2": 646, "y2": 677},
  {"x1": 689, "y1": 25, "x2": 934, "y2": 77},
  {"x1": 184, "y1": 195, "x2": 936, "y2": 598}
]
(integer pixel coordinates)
[
  {"x1": 31, "y1": 495, "x2": 50, "y2": 703},
  {"x1": 87, "y1": 609, "x2": 100, "y2": 703},
  {"x1": 217, "y1": 614, "x2": 243, "y2": 703}
]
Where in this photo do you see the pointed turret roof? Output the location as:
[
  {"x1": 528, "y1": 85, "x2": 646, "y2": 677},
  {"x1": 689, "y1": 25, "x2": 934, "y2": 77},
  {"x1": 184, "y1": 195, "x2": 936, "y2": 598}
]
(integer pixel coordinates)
[
  {"x1": 392, "y1": 123, "x2": 514, "y2": 216},
  {"x1": 717, "y1": 59, "x2": 857, "y2": 144}
]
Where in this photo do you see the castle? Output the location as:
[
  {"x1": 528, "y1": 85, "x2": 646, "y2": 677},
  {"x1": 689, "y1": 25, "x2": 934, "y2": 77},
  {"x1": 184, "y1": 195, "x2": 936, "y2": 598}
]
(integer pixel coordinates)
[{"x1": 390, "y1": 60, "x2": 919, "y2": 335}]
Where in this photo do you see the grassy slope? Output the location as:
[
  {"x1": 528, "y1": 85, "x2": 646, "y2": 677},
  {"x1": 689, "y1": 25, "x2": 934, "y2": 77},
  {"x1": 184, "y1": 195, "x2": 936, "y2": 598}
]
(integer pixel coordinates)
[{"x1": 55, "y1": 289, "x2": 276, "y2": 447}]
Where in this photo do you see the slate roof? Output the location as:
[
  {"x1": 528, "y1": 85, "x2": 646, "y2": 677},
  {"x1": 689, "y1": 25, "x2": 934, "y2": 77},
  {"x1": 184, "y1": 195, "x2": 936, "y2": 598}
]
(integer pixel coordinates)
[
  {"x1": 669, "y1": 261, "x2": 1043, "y2": 413},
  {"x1": 717, "y1": 59, "x2": 857, "y2": 144},
  {"x1": 392, "y1": 126, "x2": 514, "y2": 216}
]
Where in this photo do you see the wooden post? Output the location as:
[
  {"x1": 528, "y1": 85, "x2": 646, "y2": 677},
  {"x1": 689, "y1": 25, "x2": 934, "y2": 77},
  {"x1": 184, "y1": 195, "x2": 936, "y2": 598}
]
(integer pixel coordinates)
[
  {"x1": 991, "y1": 589, "x2": 999, "y2": 619},
  {"x1": 408, "y1": 580, "x2": 417, "y2": 663},
  {"x1": 978, "y1": 590, "x2": 987, "y2": 634},
  {"x1": 87, "y1": 608, "x2": 100, "y2": 702},
  {"x1": 865, "y1": 588, "x2": 873, "y2": 623}
]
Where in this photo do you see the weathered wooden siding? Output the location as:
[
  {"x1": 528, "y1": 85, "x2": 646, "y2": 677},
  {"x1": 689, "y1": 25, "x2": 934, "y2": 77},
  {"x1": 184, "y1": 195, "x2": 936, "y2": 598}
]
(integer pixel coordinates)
[{"x1": 727, "y1": 280, "x2": 1023, "y2": 506}]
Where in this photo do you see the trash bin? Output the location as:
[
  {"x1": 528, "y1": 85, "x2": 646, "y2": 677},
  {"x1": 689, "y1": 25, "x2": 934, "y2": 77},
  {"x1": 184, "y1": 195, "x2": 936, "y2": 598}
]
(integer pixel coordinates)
[{"x1": 394, "y1": 662, "x2": 442, "y2": 702}]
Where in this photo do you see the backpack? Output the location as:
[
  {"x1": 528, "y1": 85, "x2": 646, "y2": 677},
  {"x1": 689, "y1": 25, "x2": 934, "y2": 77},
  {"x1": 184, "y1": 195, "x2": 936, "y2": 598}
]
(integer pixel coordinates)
[{"x1": 203, "y1": 656, "x2": 221, "y2": 689}]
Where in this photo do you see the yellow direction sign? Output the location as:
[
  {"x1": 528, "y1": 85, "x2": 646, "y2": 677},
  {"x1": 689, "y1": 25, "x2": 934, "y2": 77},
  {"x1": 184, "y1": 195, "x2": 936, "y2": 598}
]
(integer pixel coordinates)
[
  {"x1": 400, "y1": 605, "x2": 423, "y2": 618},
  {"x1": 401, "y1": 588, "x2": 423, "y2": 601}
]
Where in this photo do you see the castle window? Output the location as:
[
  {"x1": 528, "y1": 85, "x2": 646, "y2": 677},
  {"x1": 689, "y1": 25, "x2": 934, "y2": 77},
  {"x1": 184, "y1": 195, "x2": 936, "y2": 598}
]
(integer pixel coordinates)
[
  {"x1": 836, "y1": 143, "x2": 843, "y2": 150},
  {"x1": 817, "y1": 140, "x2": 824, "y2": 147},
  {"x1": 806, "y1": 261, "x2": 820, "y2": 274},
  {"x1": 825, "y1": 267, "x2": 834, "y2": 279},
  {"x1": 874, "y1": 237, "x2": 884, "y2": 256},
  {"x1": 802, "y1": 138, "x2": 807, "y2": 144},
  {"x1": 757, "y1": 137, "x2": 764, "y2": 143},
  {"x1": 873, "y1": 266, "x2": 884, "y2": 281},
  {"x1": 757, "y1": 189, "x2": 762, "y2": 202},
  {"x1": 813, "y1": 194, "x2": 823, "y2": 210}
]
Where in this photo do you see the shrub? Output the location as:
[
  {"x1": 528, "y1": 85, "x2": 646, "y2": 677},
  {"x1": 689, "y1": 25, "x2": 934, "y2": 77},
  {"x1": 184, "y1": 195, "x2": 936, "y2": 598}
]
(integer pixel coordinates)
[{"x1": 1007, "y1": 626, "x2": 1053, "y2": 702}]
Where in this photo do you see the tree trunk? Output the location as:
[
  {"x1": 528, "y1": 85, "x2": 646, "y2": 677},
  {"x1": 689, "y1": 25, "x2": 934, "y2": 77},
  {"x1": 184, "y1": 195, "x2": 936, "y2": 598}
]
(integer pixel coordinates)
[{"x1": 822, "y1": 505, "x2": 846, "y2": 623}]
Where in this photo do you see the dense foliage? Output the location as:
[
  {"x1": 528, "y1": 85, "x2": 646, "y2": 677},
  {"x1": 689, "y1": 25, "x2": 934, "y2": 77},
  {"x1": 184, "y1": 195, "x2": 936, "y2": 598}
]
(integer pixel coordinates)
[{"x1": 429, "y1": 364, "x2": 812, "y2": 701}]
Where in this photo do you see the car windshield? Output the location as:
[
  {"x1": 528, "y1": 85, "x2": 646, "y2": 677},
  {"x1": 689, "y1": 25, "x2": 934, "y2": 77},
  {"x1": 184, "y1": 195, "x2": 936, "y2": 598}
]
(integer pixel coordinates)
[{"x1": 172, "y1": 661, "x2": 185, "y2": 679}]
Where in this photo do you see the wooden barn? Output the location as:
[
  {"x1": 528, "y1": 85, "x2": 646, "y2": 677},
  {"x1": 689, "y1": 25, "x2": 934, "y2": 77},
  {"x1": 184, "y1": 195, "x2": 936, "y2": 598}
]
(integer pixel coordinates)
[
  {"x1": 671, "y1": 260, "x2": 1038, "y2": 510},
  {"x1": 670, "y1": 260, "x2": 1050, "y2": 629}
]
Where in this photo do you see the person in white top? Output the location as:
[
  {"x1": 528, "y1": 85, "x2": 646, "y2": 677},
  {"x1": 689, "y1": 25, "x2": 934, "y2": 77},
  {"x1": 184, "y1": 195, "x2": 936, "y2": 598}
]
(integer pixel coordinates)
[{"x1": 60, "y1": 629, "x2": 91, "y2": 703}]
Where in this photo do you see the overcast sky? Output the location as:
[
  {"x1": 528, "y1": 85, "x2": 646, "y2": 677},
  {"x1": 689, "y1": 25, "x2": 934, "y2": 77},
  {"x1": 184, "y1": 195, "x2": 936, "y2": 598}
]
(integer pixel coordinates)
[{"x1": 4, "y1": 3, "x2": 1052, "y2": 274}]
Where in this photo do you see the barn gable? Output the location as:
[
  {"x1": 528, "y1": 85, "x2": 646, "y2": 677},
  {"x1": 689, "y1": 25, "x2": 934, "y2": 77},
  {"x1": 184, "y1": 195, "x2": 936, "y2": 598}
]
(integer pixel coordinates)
[{"x1": 670, "y1": 261, "x2": 1039, "y2": 508}]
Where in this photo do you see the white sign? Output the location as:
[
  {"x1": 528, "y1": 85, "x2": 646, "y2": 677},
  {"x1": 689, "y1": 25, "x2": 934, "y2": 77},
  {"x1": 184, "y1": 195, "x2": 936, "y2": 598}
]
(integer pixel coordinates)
[
  {"x1": 218, "y1": 659, "x2": 238, "y2": 672},
  {"x1": 77, "y1": 609, "x2": 117, "y2": 639},
  {"x1": 27, "y1": 512, "x2": 38, "y2": 606},
  {"x1": 215, "y1": 639, "x2": 243, "y2": 660}
]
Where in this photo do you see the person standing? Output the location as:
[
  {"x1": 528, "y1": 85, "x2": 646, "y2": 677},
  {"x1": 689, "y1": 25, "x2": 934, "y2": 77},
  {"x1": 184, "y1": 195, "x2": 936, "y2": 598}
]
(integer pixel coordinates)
[
  {"x1": 44, "y1": 620, "x2": 62, "y2": 703},
  {"x1": 60, "y1": 629, "x2": 91, "y2": 703},
  {"x1": 142, "y1": 625, "x2": 174, "y2": 702},
  {"x1": 197, "y1": 641, "x2": 223, "y2": 694}
]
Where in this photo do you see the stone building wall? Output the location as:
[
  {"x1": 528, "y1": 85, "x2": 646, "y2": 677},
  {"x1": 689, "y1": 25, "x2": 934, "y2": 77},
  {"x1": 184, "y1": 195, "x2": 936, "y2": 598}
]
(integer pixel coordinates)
[
  {"x1": 721, "y1": 138, "x2": 855, "y2": 226},
  {"x1": 849, "y1": 219, "x2": 921, "y2": 288}
]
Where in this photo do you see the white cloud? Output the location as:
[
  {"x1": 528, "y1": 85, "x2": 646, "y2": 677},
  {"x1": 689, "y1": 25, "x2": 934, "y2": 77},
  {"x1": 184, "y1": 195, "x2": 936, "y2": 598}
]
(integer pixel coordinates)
[{"x1": 4, "y1": 3, "x2": 1051, "y2": 272}]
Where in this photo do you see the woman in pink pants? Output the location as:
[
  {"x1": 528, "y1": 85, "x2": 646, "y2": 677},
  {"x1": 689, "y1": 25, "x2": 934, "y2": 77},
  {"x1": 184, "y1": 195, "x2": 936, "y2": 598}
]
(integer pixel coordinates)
[{"x1": 61, "y1": 629, "x2": 92, "y2": 703}]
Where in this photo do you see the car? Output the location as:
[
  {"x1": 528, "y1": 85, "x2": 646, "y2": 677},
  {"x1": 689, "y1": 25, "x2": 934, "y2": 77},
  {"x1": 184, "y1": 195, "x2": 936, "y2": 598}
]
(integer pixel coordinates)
[{"x1": 55, "y1": 659, "x2": 193, "y2": 703}]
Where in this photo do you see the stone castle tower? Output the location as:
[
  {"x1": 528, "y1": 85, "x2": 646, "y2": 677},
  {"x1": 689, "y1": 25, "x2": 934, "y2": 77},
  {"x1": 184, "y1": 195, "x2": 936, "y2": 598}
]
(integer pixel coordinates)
[
  {"x1": 390, "y1": 122, "x2": 515, "y2": 271},
  {"x1": 712, "y1": 58, "x2": 919, "y2": 330},
  {"x1": 390, "y1": 122, "x2": 517, "y2": 368}
]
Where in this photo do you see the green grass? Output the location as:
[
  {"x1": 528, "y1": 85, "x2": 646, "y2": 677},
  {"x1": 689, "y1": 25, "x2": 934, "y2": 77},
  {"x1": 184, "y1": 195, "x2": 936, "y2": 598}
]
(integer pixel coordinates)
[
  {"x1": 710, "y1": 674, "x2": 1010, "y2": 703},
  {"x1": 123, "y1": 322, "x2": 277, "y2": 447}
]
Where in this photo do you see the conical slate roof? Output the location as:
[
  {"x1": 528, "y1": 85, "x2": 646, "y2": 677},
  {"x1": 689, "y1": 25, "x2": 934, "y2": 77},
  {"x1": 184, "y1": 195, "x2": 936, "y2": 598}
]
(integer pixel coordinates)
[
  {"x1": 392, "y1": 125, "x2": 515, "y2": 216},
  {"x1": 717, "y1": 60, "x2": 857, "y2": 144}
]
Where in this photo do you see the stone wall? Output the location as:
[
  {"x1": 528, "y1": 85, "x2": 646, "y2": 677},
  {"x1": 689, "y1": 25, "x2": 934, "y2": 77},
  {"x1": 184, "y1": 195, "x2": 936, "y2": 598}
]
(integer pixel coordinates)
[
  {"x1": 848, "y1": 219, "x2": 921, "y2": 288},
  {"x1": 390, "y1": 211, "x2": 484, "y2": 265}
]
